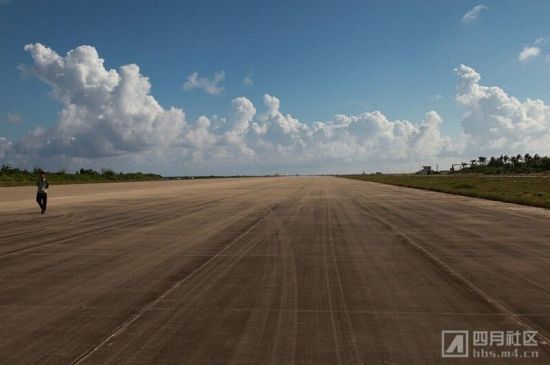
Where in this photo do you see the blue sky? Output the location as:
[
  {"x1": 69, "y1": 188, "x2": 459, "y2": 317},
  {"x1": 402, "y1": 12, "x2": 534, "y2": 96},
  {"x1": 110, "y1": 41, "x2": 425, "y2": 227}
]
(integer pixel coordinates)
[{"x1": 2, "y1": 0, "x2": 550, "y2": 175}]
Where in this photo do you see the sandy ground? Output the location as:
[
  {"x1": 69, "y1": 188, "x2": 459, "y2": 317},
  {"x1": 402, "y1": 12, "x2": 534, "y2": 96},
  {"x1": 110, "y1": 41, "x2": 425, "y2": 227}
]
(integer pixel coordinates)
[{"x1": 1, "y1": 176, "x2": 549, "y2": 364}]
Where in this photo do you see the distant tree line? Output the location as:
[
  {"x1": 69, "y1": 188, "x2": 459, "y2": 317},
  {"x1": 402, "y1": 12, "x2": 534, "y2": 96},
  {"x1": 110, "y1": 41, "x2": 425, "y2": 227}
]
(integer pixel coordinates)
[
  {"x1": 451, "y1": 154, "x2": 550, "y2": 174},
  {"x1": 0, "y1": 164, "x2": 162, "y2": 186}
]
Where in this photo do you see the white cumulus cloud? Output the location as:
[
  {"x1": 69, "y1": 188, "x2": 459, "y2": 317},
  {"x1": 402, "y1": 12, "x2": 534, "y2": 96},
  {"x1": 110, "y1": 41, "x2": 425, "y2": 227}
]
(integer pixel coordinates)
[
  {"x1": 455, "y1": 64, "x2": 550, "y2": 155},
  {"x1": 518, "y1": 46, "x2": 541, "y2": 63},
  {"x1": 16, "y1": 43, "x2": 187, "y2": 158},
  {"x1": 5, "y1": 43, "x2": 550, "y2": 174},
  {"x1": 462, "y1": 5, "x2": 488, "y2": 23},
  {"x1": 183, "y1": 71, "x2": 225, "y2": 95}
]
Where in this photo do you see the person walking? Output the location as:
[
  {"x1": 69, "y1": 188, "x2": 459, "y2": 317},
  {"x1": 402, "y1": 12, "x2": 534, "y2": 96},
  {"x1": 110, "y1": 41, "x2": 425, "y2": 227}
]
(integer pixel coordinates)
[{"x1": 36, "y1": 170, "x2": 49, "y2": 214}]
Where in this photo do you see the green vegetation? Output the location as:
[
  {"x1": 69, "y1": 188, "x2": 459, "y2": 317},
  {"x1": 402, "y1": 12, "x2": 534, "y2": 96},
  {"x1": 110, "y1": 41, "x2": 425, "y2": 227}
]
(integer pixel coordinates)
[
  {"x1": 451, "y1": 154, "x2": 550, "y2": 174},
  {"x1": 165, "y1": 174, "x2": 275, "y2": 180},
  {"x1": 342, "y1": 174, "x2": 550, "y2": 209},
  {"x1": 0, "y1": 165, "x2": 162, "y2": 187}
]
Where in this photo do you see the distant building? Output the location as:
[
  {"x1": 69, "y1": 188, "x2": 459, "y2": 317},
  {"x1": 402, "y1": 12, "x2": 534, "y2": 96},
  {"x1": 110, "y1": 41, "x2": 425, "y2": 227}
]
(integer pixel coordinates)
[{"x1": 417, "y1": 166, "x2": 433, "y2": 175}]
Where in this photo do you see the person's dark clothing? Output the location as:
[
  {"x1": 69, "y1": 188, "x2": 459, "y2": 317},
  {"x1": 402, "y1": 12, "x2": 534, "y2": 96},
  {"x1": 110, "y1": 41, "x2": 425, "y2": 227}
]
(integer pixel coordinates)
[
  {"x1": 36, "y1": 191, "x2": 47, "y2": 213},
  {"x1": 36, "y1": 177, "x2": 49, "y2": 213}
]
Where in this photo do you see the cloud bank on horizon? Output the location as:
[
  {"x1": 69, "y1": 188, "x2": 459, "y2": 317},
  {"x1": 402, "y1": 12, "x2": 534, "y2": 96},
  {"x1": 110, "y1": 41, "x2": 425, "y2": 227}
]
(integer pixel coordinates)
[{"x1": 3, "y1": 43, "x2": 550, "y2": 174}]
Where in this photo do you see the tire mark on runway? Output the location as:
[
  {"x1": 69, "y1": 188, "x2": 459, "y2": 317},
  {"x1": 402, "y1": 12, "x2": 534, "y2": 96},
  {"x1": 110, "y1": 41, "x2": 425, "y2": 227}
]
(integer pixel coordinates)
[
  {"x1": 0, "y1": 195, "x2": 238, "y2": 261},
  {"x1": 168, "y1": 185, "x2": 309, "y2": 365},
  {"x1": 265, "y1": 194, "x2": 303, "y2": 365},
  {"x1": 0, "y1": 190, "x2": 249, "y2": 244},
  {"x1": 69, "y1": 192, "x2": 298, "y2": 365},
  {"x1": 364, "y1": 201, "x2": 550, "y2": 299},
  {"x1": 348, "y1": 183, "x2": 550, "y2": 308},
  {"x1": 229, "y1": 223, "x2": 280, "y2": 365},
  {"x1": 4, "y1": 303, "x2": 544, "y2": 316},
  {"x1": 322, "y1": 200, "x2": 344, "y2": 365},
  {"x1": 365, "y1": 192, "x2": 550, "y2": 260},
  {"x1": 347, "y1": 194, "x2": 550, "y2": 349},
  {"x1": 326, "y1": 200, "x2": 362, "y2": 365}
]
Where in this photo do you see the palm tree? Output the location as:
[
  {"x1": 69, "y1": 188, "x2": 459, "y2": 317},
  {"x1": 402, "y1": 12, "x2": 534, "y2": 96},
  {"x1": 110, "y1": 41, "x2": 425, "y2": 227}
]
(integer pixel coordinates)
[{"x1": 478, "y1": 156, "x2": 487, "y2": 165}]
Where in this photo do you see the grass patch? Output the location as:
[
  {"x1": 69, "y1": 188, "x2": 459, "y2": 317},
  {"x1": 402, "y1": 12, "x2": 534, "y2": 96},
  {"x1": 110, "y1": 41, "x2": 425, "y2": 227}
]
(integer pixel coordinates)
[
  {"x1": 340, "y1": 174, "x2": 550, "y2": 209},
  {"x1": 452, "y1": 183, "x2": 475, "y2": 189}
]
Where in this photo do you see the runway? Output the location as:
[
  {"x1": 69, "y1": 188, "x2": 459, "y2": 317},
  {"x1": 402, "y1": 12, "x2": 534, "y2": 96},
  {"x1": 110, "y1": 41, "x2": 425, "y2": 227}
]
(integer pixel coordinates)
[{"x1": 1, "y1": 177, "x2": 549, "y2": 364}]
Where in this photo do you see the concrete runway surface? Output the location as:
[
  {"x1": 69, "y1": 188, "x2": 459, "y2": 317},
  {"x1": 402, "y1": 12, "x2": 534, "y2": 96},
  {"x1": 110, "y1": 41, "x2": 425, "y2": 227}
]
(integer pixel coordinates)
[{"x1": 1, "y1": 177, "x2": 549, "y2": 364}]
